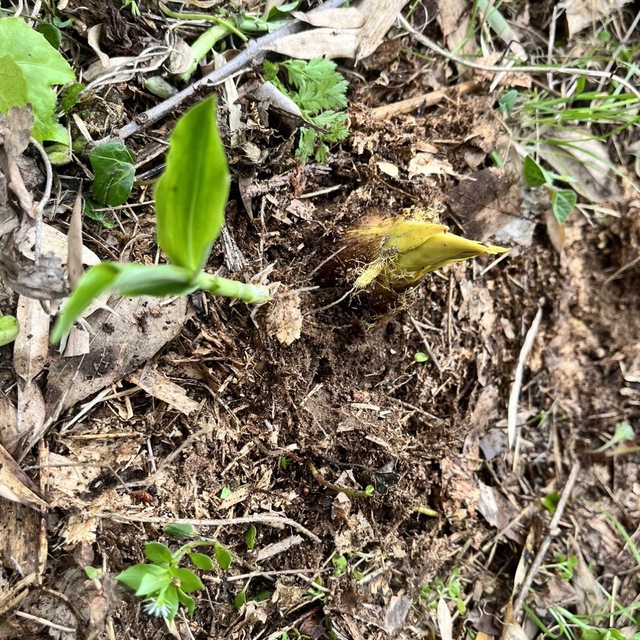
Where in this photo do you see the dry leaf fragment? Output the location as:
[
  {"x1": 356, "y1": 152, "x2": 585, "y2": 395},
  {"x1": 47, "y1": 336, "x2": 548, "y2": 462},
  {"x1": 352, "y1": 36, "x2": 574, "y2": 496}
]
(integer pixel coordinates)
[
  {"x1": 266, "y1": 293, "x2": 303, "y2": 345},
  {"x1": 0, "y1": 442, "x2": 48, "y2": 510},
  {"x1": 292, "y1": 7, "x2": 365, "y2": 29},
  {"x1": 128, "y1": 366, "x2": 200, "y2": 415}
]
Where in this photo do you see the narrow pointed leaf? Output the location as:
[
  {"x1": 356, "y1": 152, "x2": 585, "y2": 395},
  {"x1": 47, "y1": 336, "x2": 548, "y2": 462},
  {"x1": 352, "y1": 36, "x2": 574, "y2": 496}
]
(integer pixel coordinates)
[
  {"x1": 155, "y1": 97, "x2": 230, "y2": 272},
  {"x1": 177, "y1": 589, "x2": 196, "y2": 616},
  {"x1": 51, "y1": 262, "x2": 122, "y2": 344}
]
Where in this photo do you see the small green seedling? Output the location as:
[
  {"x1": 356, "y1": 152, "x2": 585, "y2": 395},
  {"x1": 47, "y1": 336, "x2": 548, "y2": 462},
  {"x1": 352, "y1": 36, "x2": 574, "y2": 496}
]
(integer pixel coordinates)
[
  {"x1": 523, "y1": 155, "x2": 577, "y2": 225},
  {"x1": 51, "y1": 98, "x2": 270, "y2": 343},
  {"x1": 116, "y1": 530, "x2": 233, "y2": 624},
  {"x1": 419, "y1": 567, "x2": 467, "y2": 616},
  {"x1": 263, "y1": 58, "x2": 349, "y2": 163}
]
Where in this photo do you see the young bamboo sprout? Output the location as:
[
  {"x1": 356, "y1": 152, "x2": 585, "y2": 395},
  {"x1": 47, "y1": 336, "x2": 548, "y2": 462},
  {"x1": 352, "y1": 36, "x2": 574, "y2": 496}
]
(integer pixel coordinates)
[{"x1": 345, "y1": 208, "x2": 508, "y2": 290}]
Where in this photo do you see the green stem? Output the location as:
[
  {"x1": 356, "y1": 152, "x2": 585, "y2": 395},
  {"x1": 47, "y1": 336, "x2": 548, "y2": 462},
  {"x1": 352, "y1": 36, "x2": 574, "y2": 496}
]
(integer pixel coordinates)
[{"x1": 196, "y1": 273, "x2": 270, "y2": 304}]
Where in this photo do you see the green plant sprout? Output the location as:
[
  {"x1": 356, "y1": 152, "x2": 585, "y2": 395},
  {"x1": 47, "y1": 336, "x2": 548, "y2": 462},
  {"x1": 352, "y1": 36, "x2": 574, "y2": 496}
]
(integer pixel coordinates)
[
  {"x1": 523, "y1": 155, "x2": 577, "y2": 225},
  {"x1": 116, "y1": 526, "x2": 233, "y2": 624},
  {"x1": 540, "y1": 553, "x2": 578, "y2": 581},
  {"x1": 263, "y1": 58, "x2": 349, "y2": 163},
  {"x1": 51, "y1": 98, "x2": 270, "y2": 344},
  {"x1": 525, "y1": 511, "x2": 640, "y2": 640},
  {"x1": 418, "y1": 567, "x2": 467, "y2": 616}
]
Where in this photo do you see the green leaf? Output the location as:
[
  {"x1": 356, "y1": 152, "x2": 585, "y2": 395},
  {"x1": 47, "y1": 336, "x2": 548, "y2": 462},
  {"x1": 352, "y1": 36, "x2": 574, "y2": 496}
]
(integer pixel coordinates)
[
  {"x1": 498, "y1": 89, "x2": 518, "y2": 115},
  {"x1": 177, "y1": 589, "x2": 196, "y2": 616},
  {"x1": 155, "y1": 97, "x2": 230, "y2": 273},
  {"x1": 0, "y1": 17, "x2": 74, "y2": 143},
  {"x1": 234, "y1": 586, "x2": 247, "y2": 609},
  {"x1": 84, "y1": 566, "x2": 102, "y2": 580},
  {"x1": 0, "y1": 315, "x2": 19, "y2": 346},
  {"x1": 551, "y1": 189, "x2": 576, "y2": 225},
  {"x1": 163, "y1": 584, "x2": 180, "y2": 621},
  {"x1": 144, "y1": 542, "x2": 173, "y2": 564},
  {"x1": 189, "y1": 552, "x2": 215, "y2": 571},
  {"x1": 523, "y1": 155, "x2": 551, "y2": 188},
  {"x1": 107, "y1": 264, "x2": 196, "y2": 297},
  {"x1": 116, "y1": 563, "x2": 167, "y2": 592},
  {"x1": 51, "y1": 262, "x2": 122, "y2": 344},
  {"x1": 136, "y1": 568, "x2": 172, "y2": 596},
  {"x1": 0, "y1": 55, "x2": 29, "y2": 114},
  {"x1": 89, "y1": 141, "x2": 136, "y2": 206},
  {"x1": 244, "y1": 525, "x2": 257, "y2": 550},
  {"x1": 214, "y1": 543, "x2": 232, "y2": 571},
  {"x1": 51, "y1": 262, "x2": 197, "y2": 343},
  {"x1": 414, "y1": 352, "x2": 429, "y2": 363},
  {"x1": 164, "y1": 524, "x2": 197, "y2": 539},
  {"x1": 84, "y1": 199, "x2": 115, "y2": 228},
  {"x1": 220, "y1": 486, "x2": 233, "y2": 500},
  {"x1": 170, "y1": 567, "x2": 204, "y2": 593},
  {"x1": 60, "y1": 82, "x2": 85, "y2": 114},
  {"x1": 36, "y1": 23, "x2": 62, "y2": 50}
]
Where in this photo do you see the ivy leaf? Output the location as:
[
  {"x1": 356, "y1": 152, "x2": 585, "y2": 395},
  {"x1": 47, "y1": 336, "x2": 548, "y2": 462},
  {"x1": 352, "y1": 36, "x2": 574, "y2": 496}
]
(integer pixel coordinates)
[
  {"x1": 551, "y1": 189, "x2": 576, "y2": 225},
  {"x1": 155, "y1": 96, "x2": 230, "y2": 273},
  {"x1": 89, "y1": 140, "x2": 136, "y2": 206},
  {"x1": 0, "y1": 55, "x2": 29, "y2": 114},
  {"x1": 0, "y1": 17, "x2": 74, "y2": 143},
  {"x1": 523, "y1": 156, "x2": 551, "y2": 188},
  {"x1": 144, "y1": 542, "x2": 173, "y2": 564}
]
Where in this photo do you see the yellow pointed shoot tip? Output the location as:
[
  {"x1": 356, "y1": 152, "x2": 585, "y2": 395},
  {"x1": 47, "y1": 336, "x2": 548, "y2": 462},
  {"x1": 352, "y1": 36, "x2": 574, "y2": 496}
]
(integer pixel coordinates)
[{"x1": 347, "y1": 209, "x2": 509, "y2": 289}]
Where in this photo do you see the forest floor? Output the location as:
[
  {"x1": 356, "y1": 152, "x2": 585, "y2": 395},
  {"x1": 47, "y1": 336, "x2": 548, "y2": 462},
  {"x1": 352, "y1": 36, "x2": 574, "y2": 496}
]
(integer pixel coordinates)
[{"x1": 0, "y1": 0, "x2": 638, "y2": 639}]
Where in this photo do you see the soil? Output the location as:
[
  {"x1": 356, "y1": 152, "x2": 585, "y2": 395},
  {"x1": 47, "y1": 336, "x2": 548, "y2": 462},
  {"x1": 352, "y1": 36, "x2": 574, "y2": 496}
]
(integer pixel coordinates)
[{"x1": 0, "y1": 2, "x2": 638, "y2": 639}]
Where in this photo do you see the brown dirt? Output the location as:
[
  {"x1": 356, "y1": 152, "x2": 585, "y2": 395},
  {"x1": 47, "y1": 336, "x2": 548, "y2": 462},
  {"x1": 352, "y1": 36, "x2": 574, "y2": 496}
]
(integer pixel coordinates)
[{"x1": 0, "y1": 3, "x2": 639, "y2": 640}]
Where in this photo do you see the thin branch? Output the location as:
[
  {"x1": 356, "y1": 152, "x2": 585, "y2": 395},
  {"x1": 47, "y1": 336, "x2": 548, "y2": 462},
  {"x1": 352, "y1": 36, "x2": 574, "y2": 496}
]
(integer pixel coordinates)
[
  {"x1": 512, "y1": 462, "x2": 581, "y2": 618},
  {"x1": 508, "y1": 304, "x2": 544, "y2": 448},
  {"x1": 398, "y1": 15, "x2": 640, "y2": 101},
  {"x1": 95, "y1": 513, "x2": 321, "y2": 543}
]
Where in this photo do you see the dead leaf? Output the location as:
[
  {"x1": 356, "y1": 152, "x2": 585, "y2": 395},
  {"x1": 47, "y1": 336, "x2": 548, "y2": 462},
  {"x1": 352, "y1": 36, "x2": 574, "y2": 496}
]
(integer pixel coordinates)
[
  {"x1": 384, "y1": 594, "x2": 411, "y2": 635},
  {"x1": 408, "y1": 154, "x2": 462, "y2": 180},
  {"x1": 437, "y1": 597, "x2": 453, "y2": 640},
  {"x1": 128, "y1": 366, "x2": 200, "y2": 415},
  {"x1": 167, "y1": 35, "x2": 193, "y2": 75},
  {"x1": 11, "y1": 295, "x2": 187, "y2": 458},
  {"x1": 537, "y1": 129, "x2": 622, "y2": 203},
  {"x1": 545, "y1": 208, "x2": 565, "y2": 255},
  {"x1": 446, "y1": 168, "x2": 529, "y2": 244},
  {"x1": 263, "y1": 28, "x2": 359, "y2": 59},
  {"x1": 355, "y1": 0, "x2": 407, "y2": 61},
  {"x1": 292, "y1": 7, "x2": 365, "y2": 29},
  {"x1": 13, "y1": 296, "x2": 50, "y2": 382},
  {"x1": 0, "y1": 442, "x2": 48, "y2": 510},
  {"x1": 565, "y1": 0, "x2": 634, "y2": 38},
  {"x1": 67, "y1": 192, "x2": 84, "y2": 287}
]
